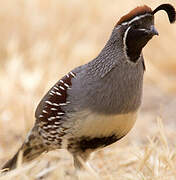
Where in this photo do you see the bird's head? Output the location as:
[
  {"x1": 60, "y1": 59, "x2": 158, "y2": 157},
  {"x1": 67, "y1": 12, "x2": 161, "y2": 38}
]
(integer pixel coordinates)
[{"x1": 115, "y1": 4, "x2": 176, "y2": 63}]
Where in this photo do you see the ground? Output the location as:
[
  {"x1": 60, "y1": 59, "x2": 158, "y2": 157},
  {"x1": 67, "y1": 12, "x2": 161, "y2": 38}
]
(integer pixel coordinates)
[{"x1": 0, "y1": 0, "x2": 176, "y2": 179}]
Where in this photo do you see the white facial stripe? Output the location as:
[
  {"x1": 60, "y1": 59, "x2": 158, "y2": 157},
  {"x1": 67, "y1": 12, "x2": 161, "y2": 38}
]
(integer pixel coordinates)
[
  {"x1": 138, "y1": 28, "x2": 148, "y2": 32},
  {"x1": 123, "y1": 26, "x2": 132, "y2": 49},
  {"x1": 121, "y1": 14, "x2": 152, "y2": 26},
  {"x1": 122, "y1": 25, "x2": 132, "y2": 61}
]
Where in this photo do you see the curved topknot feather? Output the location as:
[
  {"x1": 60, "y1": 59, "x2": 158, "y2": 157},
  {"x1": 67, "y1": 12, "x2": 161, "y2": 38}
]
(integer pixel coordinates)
[
  {"x1": 116, "y1": 5, "x2": 152, "y2": 26},
  {"x1": 152, "y1": 4, "x2": 176, "y2": 24}
]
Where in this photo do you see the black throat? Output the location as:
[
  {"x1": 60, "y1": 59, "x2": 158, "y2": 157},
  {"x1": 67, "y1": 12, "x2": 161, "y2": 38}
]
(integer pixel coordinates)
[{"x1": 125, "y1": 27, "x2": 152, "y2": 63}]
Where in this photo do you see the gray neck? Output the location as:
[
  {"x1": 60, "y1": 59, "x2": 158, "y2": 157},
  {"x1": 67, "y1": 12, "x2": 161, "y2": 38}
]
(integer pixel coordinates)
[
  {"x1": 87, "y1": 28, "x2": 124, "y2": 79},
  {"x1": 69, "y1": 27, "x2": 144, "y2": 115}
]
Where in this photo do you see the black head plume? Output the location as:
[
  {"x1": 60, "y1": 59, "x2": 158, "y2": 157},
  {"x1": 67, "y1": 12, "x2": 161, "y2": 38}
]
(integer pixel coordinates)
[{"x1": 152, "y1": 4, "x2": 176, "y2": 23}]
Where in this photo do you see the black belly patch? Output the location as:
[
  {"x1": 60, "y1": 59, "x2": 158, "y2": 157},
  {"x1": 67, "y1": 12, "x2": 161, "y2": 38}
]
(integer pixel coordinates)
[{"x1": 68, "y1": 134, "x2": 125, "y2": 152}]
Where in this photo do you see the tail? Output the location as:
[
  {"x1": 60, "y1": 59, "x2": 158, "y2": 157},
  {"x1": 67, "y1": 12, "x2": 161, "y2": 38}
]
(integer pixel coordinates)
[{"x1": 1, "y1": 126, "x2": 47, "y2": 172}]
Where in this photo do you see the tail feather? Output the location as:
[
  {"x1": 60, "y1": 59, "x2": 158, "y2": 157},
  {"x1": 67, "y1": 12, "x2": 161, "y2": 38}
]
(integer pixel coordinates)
[
  {"x1": 1, "y1": 126, "x2": 47, "y2": 172},
  {"x1": 1, "y1": 152, "x2": 19, "y2": 172}
]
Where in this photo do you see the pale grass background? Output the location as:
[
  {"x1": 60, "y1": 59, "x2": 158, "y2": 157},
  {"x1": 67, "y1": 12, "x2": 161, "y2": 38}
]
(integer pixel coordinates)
[{"x1": 0, "y1": 0, "x2": 176, "y2": 179}]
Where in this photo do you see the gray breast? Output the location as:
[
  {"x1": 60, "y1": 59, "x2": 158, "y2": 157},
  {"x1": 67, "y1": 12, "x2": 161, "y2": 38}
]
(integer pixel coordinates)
[{"x1": 66, "y1": 57, "x2": 144, "y2": 115}]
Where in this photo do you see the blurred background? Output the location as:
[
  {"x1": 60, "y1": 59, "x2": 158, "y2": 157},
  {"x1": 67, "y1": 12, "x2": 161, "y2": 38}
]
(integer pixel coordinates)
[{"x1": 0, "y1": 0, "x2": 176, "y2": 179}]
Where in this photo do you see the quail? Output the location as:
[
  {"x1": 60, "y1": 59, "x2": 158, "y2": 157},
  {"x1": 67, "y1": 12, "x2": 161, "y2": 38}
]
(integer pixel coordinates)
[{"x1": 2, "y1": 4, "x2": 176, "y2": 172}]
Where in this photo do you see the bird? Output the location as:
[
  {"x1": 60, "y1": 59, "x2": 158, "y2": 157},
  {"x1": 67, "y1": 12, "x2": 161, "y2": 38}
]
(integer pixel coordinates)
[{"x1": 1, "y1": 3, "x2": 176, "y2": 172}]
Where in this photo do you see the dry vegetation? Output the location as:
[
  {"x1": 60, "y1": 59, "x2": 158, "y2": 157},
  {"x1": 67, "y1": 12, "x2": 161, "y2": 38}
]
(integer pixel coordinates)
[{"x1": 0, "y1": 0, "x2": 176, "y2": 179}]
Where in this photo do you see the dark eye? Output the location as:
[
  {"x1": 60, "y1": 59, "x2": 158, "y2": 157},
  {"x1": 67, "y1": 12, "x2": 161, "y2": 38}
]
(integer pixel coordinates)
[
  {"x1": 133, "y1": 20, "x2": 143, "y2": 29},
  {"x1": 133, "y1": 24, "x2": 139, "y2": 29}
]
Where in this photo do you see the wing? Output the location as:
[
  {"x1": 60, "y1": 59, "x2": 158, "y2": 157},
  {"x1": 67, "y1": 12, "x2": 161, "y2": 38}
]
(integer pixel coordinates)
[{"x1": 34, "y1": 71, "x2": 76, "y2": 146}]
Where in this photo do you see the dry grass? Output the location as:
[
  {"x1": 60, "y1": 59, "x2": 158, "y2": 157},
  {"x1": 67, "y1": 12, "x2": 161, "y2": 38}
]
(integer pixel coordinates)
[{"x1": 0, "y1": 0, "x2": 176, "y2": 179}]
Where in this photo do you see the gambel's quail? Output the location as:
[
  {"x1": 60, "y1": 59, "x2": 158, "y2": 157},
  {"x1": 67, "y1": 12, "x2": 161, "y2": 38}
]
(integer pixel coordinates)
[{"x1": 2, "y1": 4, "x2": 176, "y2": 172}]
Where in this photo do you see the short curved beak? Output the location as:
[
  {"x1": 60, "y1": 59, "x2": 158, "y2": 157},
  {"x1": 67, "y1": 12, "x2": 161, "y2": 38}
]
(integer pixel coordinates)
[{"x1": 150, "y1": 25, "x2": 159, "y2": 36}]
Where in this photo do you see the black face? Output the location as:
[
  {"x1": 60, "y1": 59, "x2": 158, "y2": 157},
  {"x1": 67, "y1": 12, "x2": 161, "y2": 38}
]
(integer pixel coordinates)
[{"x1": 125, "y1": 15, "x2": 158, "y2": 62}]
